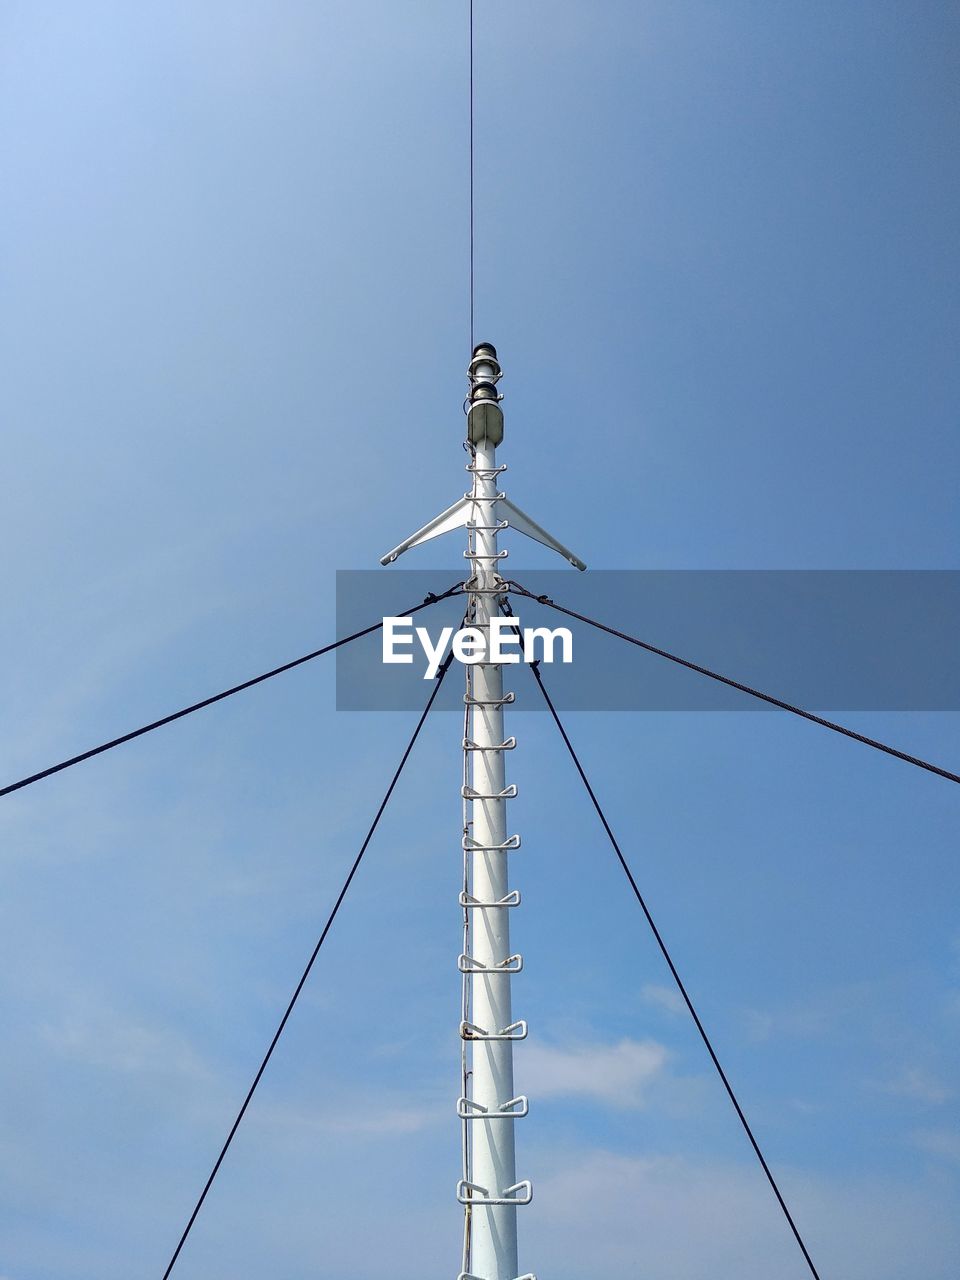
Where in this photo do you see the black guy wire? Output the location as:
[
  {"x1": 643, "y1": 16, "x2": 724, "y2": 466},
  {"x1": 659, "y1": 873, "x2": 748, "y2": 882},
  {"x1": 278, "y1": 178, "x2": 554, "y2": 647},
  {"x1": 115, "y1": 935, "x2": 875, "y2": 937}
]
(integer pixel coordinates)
[
  {"x1": 507, "y1": 579, "x2": 960, "y2": 787},
  {"x1": 160, "y1": 647, "x2": 456, "y2": 1279},
  {"x1": 1, "y1": 584, "x2": 463, "y2": 799},
  {"x1": 520, "y1": 643, "x2": 824, "y2": 1280}
]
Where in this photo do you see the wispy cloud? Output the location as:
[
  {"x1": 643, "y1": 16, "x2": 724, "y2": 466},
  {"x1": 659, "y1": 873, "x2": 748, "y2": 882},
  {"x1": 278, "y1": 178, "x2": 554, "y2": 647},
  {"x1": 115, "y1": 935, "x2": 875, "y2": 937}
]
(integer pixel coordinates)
[
  {"x1": 788, "y1": 1097, "x2": 825, "y2": 1116},
  {"x1": 42, "y1": 1002, "x2": 208, "y2": 1079},
  {"x1": 641, "y1": 982, "x2": 685, "y2": 1014},
  {"x1": 526, "y1": 1148, "x2": 960, "y2": 1280},
  {"x1": 742, "y1": 1004, "x2": 834, "y2": 1043},
  {"x1": 520, "y1": 1037, "x2": 668, "y2": 1108},
  {"x1": 911, "y1": 1127, "x2": 960, "y2": 1163},
  {"x1": 740, "y1": 983, "x2": 879, "y2": 1044},
  {"x1": 879, "y1": 1067, "x2": 953, "y2": 1106},
  {"x1": 248, "y1": 1090, "x2": 447, "y2": 1145}
]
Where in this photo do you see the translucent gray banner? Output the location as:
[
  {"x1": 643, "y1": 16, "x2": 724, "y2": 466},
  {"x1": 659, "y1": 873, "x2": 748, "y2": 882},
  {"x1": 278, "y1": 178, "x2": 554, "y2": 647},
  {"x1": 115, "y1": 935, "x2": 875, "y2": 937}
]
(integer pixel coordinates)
[{"x1": 335, "y1": 570, "x2": 960, "y2": 712}]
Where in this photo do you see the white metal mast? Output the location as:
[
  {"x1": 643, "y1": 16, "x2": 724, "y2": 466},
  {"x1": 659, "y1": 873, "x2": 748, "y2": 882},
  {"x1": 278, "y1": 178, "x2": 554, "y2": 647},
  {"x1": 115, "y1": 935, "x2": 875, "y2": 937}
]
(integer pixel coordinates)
[
  {"x1": 381, "y1": 342, "x2": 585, "y2": 1280},
  {"x1": 457, "y1": 343, "x2": 528, "y2": 1280}
]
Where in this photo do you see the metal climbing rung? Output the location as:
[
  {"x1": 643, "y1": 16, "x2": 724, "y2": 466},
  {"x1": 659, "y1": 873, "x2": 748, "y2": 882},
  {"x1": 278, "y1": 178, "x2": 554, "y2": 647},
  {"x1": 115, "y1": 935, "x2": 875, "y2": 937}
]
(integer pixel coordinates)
[
  {"x1": 462, "y1": 833, "x2": 521, "y2": 852},
  {"x1": 463, "y1": 691, "x2": 515, "y2": 706},
  {"x1": 458, "y1": 1274, "x2": 536, "y2": 1280},
  {"x1": 463, "y1": 737, "x2": 517, "y2": 752},
  {"x1": 461, "y1": 784, "x2": 518, "y2": 800},
  {"x1": 463, "y1": 490, "x2": 507, "y2": 503},
  {"x1": 466, "y1": 519, "x2": 509, "y2": 532},
  {"x1": 464, "y1": 548, "x2": 509, "y2": 561},
  {"x1": 465, "y1": 461, "x2": 508, "y2": 477},
  {"x1": 458, "y1": 953, "x2": 523, "y2": 974},
  {"x1": 459, "y1": 889, "x2": 521, "y2": 908},
  {"x1": 456, "y1": 1180, "x2": 533, "y2": 1207},
  {"x1": 459, "y1": 1019, "x2": 528, "y2": 1042},
  {"x1": 457, "y1": 1095, "x2": 528, "y2": 1118}
]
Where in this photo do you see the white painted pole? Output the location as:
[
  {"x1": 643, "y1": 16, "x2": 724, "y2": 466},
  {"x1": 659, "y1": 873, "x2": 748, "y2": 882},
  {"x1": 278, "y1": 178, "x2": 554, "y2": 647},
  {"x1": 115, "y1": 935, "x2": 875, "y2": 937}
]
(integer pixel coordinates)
[
  {"x1": 380, "y1": 341, "x2": 583, "y2": 1280},
  {"x1": 458, "y1": 344, "x2": 531, "y2": 1280}
]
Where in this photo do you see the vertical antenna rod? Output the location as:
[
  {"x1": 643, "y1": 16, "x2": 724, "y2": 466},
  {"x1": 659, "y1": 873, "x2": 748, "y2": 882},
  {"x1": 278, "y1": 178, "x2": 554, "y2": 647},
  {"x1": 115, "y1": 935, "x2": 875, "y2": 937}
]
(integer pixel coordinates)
[
  {"x1": 469, "y1": 0, "x2": 475, "y2": 351},
  {"x1": 458, "y1": 344, "x2": 534, "y2": 1280}
]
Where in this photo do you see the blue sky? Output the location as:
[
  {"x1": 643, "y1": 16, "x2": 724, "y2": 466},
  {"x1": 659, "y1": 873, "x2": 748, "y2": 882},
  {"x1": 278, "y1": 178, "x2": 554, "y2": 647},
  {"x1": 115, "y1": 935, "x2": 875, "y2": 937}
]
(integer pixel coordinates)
[{"x1": 1, "y1": 2, "x2": 958, "y2": 1277}]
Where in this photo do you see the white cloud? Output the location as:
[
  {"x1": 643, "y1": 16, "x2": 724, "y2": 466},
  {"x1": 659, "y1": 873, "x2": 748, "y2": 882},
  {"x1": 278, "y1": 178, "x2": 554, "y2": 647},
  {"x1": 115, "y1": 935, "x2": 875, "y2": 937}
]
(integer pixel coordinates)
[
  {"x1": 742, "y1": 1004, "x2": 835, "y2": 1042},
  {"x1": 519, "y1": 1037, "x2": 668, "y2": 1108},
  {"x1": 911, "y1": 1127, "x2": 960, "y2": 1163},
  {"x1": 641, "y1": 982, "x2": 685, "y2": 1014},
  {"x1": 880, "y1": 1067, "x2": 953, "y2": 1105},
  {"x1": 524, "y1": 1149, "x2": 960, "y2": 1280},
  {"x1": 788, "y1": 1097, "x2": 825, "y2": 1116},
  {"x1": 740, "y1": 984, "x2": 877, "y2": 1043},
  {"x1": 42, "y1": 1003, "x2": 208, "y2": 1079},
  {"x1": 254, "y1": 1098, "x2": 440, "y2": 1140}
]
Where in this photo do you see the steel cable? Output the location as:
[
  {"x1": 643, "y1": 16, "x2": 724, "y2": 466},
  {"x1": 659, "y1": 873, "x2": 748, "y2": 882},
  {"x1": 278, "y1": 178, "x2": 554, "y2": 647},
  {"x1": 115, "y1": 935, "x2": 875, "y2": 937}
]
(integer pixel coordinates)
[
  {"x1": 1, "y1": 584, "x2": 462, "y2": 798},
  {"x1": 159, "y1": 648, "x2": 456, "y2": 1278},
  {"x1": 522, "y1": 649, "x2": 824, "y2": 1280},
  {"x1": 506, "y1": 579, "x2": 960, "y2": 786}
]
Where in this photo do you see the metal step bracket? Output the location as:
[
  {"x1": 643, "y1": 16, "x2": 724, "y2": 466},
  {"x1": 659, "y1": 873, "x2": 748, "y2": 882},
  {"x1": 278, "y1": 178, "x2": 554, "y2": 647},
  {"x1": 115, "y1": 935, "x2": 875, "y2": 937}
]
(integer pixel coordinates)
[
  {"x1": 466, "y1": 518, "x2": 509, "y2": 533},
  {"x1": 464, "y1": 490, "x2": 507, "y2": 503},
  {"x1": 460, "y1": 1019, "x2": 528, "y2": 1042},
  {"x1": 457, "y1": 1095, "x2": 529, "y2": 1119},
  {"x1": 458, "y1": 1274, "x2": 536, "y2": 1280},
  {"x1": 465, "y1": 461, "x2": 508, "y2": 477},
  {"x1": 458, "y1": 1273, "x2": 536, "y2": 1280},
  {"x1": 458, "y1": 953, "x2": 523, "y2": 974},
  {"x1": 462, "y1": 784, "x2": 518, "y2": 800},
  {"x1": 459, "y1": 889, "x2": 521, "y2": 908},
  {"x1": 462, "y1": 834, "x2": 521, "y2": 852},
  {"x1": 457, "y1": 1180, "x2": 533, "y2": 1207},
  {"x1": 463, "y1": 691, "x2": 515, "y2": 707},
  {"x1": 463, "y1": 737, "x2": 517, "y2": 752}
]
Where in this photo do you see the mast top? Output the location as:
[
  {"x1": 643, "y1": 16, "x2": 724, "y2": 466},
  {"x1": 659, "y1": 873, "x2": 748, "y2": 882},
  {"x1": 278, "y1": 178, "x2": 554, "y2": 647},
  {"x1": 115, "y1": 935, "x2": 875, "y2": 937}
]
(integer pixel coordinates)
[
  {"x1": 470, "y1": 340, "x2": 499, "y2": 364},
  {"x1": 467, "y1": 340, "x2": 504, "y2": 446},
  {"x1": 379, "y1": 342, "x2": 585, "y2": 569}
]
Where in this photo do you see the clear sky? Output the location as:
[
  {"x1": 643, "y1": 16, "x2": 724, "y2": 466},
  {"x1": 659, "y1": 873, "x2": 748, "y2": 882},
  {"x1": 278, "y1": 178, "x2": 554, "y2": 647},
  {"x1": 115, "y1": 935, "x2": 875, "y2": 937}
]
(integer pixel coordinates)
[{"x1": 1, "y1": 2, "x2": 958, "y2": 1277}]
